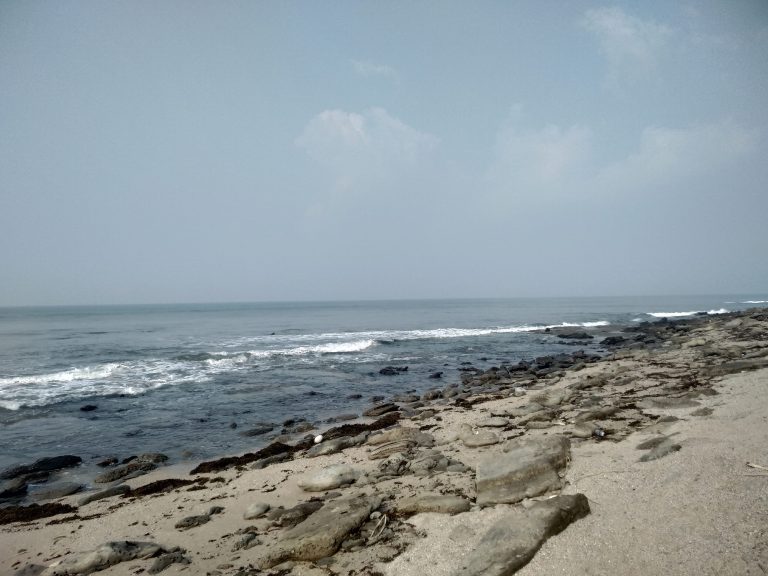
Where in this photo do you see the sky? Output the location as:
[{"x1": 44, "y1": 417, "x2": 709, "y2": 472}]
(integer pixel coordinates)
[{"x1": 1, "y1": 1, "x2": 767, "y2": 306}]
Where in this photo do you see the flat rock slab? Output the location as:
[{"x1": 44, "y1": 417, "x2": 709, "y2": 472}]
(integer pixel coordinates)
[
  {"x1": 476, "y1": 435, "x2": 570, "y2": 506},
  {"x1": 384, "y1": 494, "x2": 589, "y2": 576},
  {"x1": 257, "y1": 493, "x2": 381, "y2": 568},
  {"x1": 368, "y1": 426, "x2": 435, "y2": 448},
  {"x1": 31, "y1": 482, "x2": 83, "y2": 501},
  {"x1": 395, "y1": 494, "x2": 471, "y2": 515},
  {"x1": 78, "y1": 484, "x2": 131, "y2": 506},
  {"x1": 476, "y1": 417, "x2": 509, "y2": 428}
]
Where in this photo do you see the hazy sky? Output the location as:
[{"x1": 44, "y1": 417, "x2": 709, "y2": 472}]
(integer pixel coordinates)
[{"x1": 1, "y1": 1, "x2": 767, "y2": 305}]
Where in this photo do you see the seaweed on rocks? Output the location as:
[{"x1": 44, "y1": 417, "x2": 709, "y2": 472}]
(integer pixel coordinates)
[
  {"x1": 0, "y1": 502, "x2": 76, "y2": 525},
  {"x1": 321, "y1": 412, "x2": 400, "y2": 441},
  {"x1": 190, "y1": 442, "x2": 296, "y2": 475},
  {"x1": 127, "y1": 478, "x2": 196, "y2": 498}
]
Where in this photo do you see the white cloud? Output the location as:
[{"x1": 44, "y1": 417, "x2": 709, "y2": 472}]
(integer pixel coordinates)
[
  {"x1": 488, "y1": 116, "x2": 758, "y2": 206},
  {"x1": 595, "y1": 120, "x2": 759, "y2": 193},
  {"x1": 351, "y1": 60, "x2": 398, "y2": 80},
  {"x1": 489, "y1": 122, "x2": 594, "y2": 200},
  {"x1": 582, "y1": 7, "x2": 672, "y2": 82},
  {"x1": 296, "y1": 107, "x2": 438, "y2": 193}
]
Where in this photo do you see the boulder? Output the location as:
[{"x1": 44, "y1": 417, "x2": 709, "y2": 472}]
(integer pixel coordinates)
[
  {"x1": 475, "y1": 435, "x2": 570, "y2": 506},
  {"x1": 367, "y1": 427, "x2": 434, "y2": 448},
  {"x1": 459, "y1": 424, "x2": 500, "y2": 448},
  {"x1": 243, "y1": 502, "x2": 270, "y2": 520},
  {"x1": 298, "y1": 464, "x2": 359, "y2": 492},
  {"x1": 305, "y1": 433, "x2": 368, "y2": 458},
  {"x1": 94, "y1": 453, "x2": 167, "y2": 484}
]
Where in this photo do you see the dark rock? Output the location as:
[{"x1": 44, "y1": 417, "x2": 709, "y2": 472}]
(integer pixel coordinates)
[
  {"x1": 321, "y1": 412, "x2": 400, "y2": 442},
  {"x1": 240, "y1": 423, "x2": 275, "y2": 437},
  {"x1": 346, "y1": 394, "x2": 363, "y2": 400},
  {"x1": 1, "y1": 455, "x2": 82, "y2": 480},
  {"x1": 79, "y1": 404, "x2": 98, "y2": 412},
  {"x1": 96, "y1": 457, "x2": 118, "y2": 468},
  {"x1": 0, "y1": 502, "x2": 76, "y2": 525},
  {"x1": 379, "y1": 366, "x2": 408, "y2": 376},
  {"x1": 600, "y1": 336, "x2": 627, "y2": 346},
  {"x1": 429, "y1": 371, "x2": 443, "y2": 379},
  {"x1": 363, "y1": 402, "x2": 400, "y2": 417},
  {"x1": 422, "y1": 389, "x2": 442, "y2": 401},
  {"x1": 128, "y1": 478, "x2": 195, "y2": 498},
  {"x1": 0, "y1": 477, "x2": 29, "y2": 499},
  {"x1": 190, "y1": 441, "x2": 296, "y2": 475}
]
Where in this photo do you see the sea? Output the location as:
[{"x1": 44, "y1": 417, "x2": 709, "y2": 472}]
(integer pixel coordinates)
[{"x1": 1, "y1": 295, "x2": 766, "y2": 473}]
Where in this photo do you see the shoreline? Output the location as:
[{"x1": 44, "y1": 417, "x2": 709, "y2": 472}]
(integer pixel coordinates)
[{"x1": 2, "y1": 308, "x2": 767, "y2": 575}]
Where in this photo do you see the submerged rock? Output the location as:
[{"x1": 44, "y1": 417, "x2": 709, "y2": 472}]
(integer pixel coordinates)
[{"x1": 1, "y1": 455, "x2": 82, "y2": 481}]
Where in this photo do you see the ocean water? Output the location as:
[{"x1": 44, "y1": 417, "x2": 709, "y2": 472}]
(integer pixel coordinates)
[{"x1": 0, "y1": 295, "x2": 764, "y2": 472}]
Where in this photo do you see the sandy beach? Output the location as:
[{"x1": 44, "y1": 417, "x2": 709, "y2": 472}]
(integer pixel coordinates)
[{"x1": 2, "y1": 309, "x2": 767, "y2": 576}]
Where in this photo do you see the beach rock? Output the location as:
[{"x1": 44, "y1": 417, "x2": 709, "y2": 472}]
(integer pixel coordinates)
[
  {"x1": 298, "y1": 464, "x2": 359, "y2": 492},
  {"x1": 244, "y1": 502, "x2": 270, "y2": 520},
  {"x1": 601, "y1": 336, "x2": 627, "y2": 346},
  {"x1": 31, "y1": 482, "x2": 83, "y2": 501},
  {"x1": 1, "y1": 455, "x2": 82, "y2": 480},
  {"x1": 78, "y1": 484, "x2": 131, "y2": 506},
  {"x1": 368, "y1": 426, "x2": 434, "y2": 448},
  {"x1": 477, "y1": 417, "x2": 509, "y2": 428},
  {"x1": 395, "y1": 494, "x2": 470, "y2": 516},
  {"x1": 129, "y1": 478, "x2": 194, "y2": 497},
  {"x1": 41, "y1": 541, "x2": 167, "y2": 575},
  {"x1": 453, "y1": 494, "x2": 590, "y2": 576},
  {"x1": 368, "y1": 440, "x2": 417, "y2": 460},
  {"x1": 476, "y1": 435, "x2": 570, "y2": 506},
  {"x1": 639, "y1": 439, "x2": 682, "y2": 462},
  {"x1": 459, "y1": 424, "x2": 500, "y2": 448},
  {"x1": 174, "y1": 506, "x2": 223, "y2": 530},
  {"x1": 232, "y1": 533, "x2": 261, "y2": 551},
  {"x1": 0, "y1": 502, "x2": 77, "y2": 525},
  {"x1": 306, "y1": 432, "x2": 368, "y2": 457},
  {"x1": 320, "y1": 412, "x2": 400, "y2": 442},
  {"x1": 96, "y1": 457, "x2": 118, "y2": 468},
  {"x1": 147, "y1": 549, "x2": 190, "y2": 573},
  {"x1": 422, "y1": 388, "x2": 442, "y2": 401},
  {"x1": 363, "y1": 402, "x2": 400, "y2": 417},
  {"x1": 94, "y1": 460, "x2": 156, "y2": 484},
  {"x1": 257, "y1": 493, "x2": 381, "y2": 568},
  {"x1": 393, "y1": 394, "x2": 420, "y2": 403},
  {"x1": 268, "y1": 501, "x2": 324, "y2": 528}
]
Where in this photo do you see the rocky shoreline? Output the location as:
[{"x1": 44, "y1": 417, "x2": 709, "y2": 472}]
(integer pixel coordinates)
[{"x1": 2, "y1": 308, "x2": 768, "y2": 575}]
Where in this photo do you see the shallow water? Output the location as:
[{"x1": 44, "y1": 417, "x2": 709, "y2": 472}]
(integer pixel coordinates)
[{"x1": 0, "y1": 295, "x2": 763, "y2": 471}]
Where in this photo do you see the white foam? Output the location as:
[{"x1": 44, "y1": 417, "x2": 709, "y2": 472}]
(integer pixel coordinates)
[
  {"x1": 0, "y1": 364, "x2": 121, "y2": 386},
  {"x1": 648, "y1": 309, "x2": 729, "y2": 318},
  {"x1": 742, "y1": 300, "x2": 768, "y2": 304}
]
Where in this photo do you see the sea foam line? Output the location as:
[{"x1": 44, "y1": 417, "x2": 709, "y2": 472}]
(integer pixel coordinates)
[{"x1": 647, "y1": 309, "x2": 729, "y2": 318}]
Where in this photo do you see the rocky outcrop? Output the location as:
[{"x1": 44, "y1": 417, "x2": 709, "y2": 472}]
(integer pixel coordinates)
[
  {"x1": 452, "y1": 494, "x2": 590, "y2": 575},
  {"x1": 257, "y1": 493, "x2": 381, "y2": 568}
]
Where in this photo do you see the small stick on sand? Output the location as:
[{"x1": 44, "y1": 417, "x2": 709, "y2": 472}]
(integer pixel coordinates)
[{"x1": 746, "y1": 462, "x2": 768, "y2": 471}]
